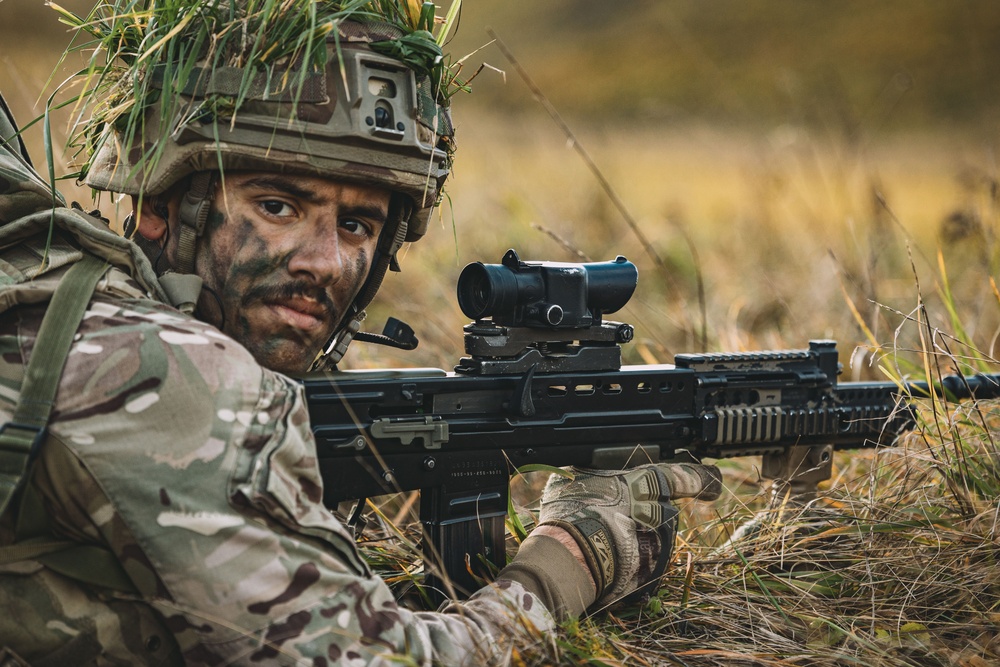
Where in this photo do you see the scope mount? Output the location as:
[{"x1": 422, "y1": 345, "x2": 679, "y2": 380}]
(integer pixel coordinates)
[{"x1": 455, "y1": 319, "x2": 634, "y2": 375}]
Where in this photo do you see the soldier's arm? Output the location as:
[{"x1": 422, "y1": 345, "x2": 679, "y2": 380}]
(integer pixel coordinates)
[{"x1": 30, "y1": 300, "x2": 557, "y2": 665}]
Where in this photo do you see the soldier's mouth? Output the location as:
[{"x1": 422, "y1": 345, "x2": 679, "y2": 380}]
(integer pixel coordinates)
[{"x1": 264, "y1": 299, "x2": 329, "y2": 332}]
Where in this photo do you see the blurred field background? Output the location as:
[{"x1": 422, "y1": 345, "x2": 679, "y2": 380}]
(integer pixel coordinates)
[
  {"x1": 3, "y1": 2, "x2": 1000, "y2": 665},
  {"x1": 3, "y1": 1, "x2": 999, "y2": 372},
  {"x1": 371, "y1": 1, "x2": 1000, "y2": 380}
]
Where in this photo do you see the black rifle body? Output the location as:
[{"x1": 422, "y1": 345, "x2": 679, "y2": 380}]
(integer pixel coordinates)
[{"x1": 303, "y1": 338, "x2": 997, "y2": 596}]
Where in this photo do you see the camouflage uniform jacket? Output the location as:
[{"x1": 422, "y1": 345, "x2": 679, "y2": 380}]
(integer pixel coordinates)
[{"x1": 0, "y1": 97, "x2": 554, "y2": 665}]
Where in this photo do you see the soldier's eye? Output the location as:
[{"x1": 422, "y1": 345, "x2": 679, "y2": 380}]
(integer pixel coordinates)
[
  {"x1": 261, "y1": 200, "x2": 295, "y2": 217},
  {"x1": 340, "y1": 219, "x2": 367, "y2": 236}
]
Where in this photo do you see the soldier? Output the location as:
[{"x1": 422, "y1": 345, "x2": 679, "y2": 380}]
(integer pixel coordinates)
[{"x1": 0, "y1": 3, "x2": 720, "y2": 665}]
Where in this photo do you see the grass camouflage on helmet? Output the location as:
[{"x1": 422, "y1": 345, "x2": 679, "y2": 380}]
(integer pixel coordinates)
[{"x1": 55, "y1": 0, "x2": 464, "y2": 242}]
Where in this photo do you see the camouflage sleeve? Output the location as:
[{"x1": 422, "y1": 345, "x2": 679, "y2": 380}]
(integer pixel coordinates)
[{"x1": 26, "y1": 295, "x2": 553, "y2": 665}]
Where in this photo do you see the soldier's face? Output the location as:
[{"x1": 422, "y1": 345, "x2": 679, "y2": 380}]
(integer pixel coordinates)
[{"x1": 191, "y1": 173, "x2": 388, "y2": 374}]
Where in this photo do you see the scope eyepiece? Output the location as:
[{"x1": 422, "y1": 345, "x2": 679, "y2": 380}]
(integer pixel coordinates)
[{"x1": 457, "y1": 249, "x2": 638, "y2": 328}]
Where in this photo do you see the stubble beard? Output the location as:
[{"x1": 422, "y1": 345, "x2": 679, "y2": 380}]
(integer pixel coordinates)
[{"x1": 234, "y1": 279, "x2": 340, "y2": 374}]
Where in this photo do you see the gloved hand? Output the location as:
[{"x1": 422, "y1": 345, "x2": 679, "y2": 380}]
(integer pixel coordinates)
[{"x1": 538, "y1": 462, "x2": 721, "y2": 609}]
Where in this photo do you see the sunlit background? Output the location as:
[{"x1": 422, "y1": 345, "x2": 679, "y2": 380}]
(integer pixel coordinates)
[{"x1": 3, "y1": 1, "x2": 999, "y2": 373}]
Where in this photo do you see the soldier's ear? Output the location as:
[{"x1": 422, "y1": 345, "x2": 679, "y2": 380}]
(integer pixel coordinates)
[{"x1": 132, "y1": 195, "x2": 168, "y2": 241}]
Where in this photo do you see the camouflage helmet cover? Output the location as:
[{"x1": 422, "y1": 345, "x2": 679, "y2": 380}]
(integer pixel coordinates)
[{"x1": 84, "y1": 20, "x2": 454, "y2": 242}]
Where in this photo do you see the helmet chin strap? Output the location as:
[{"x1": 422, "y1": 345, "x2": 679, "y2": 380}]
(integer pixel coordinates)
[
  {"x1": 150, "y1": 172, "x2": 215, "y2": 315},
  {"x1": 312, "y1": 194, "x2": 413, "y2": 371}
]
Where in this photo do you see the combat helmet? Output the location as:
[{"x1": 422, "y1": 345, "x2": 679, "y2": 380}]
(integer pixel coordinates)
[{"x1": 62, "y1": 1, "x2": 459, "y2": 366}]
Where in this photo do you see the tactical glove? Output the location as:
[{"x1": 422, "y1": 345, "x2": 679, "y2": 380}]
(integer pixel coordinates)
[{"x1": 538, "y1": 462, "x2": 721, "y2": 609}]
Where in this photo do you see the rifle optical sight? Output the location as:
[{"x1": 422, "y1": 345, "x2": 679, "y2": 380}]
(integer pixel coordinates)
[{"x1": 457, "y1": 249, "x2": 638, "y2": 328}]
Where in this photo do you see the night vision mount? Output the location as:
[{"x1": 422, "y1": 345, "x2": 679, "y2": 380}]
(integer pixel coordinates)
[{"x1": 455, "y1": 249, "x2": 639, "y2": 375}]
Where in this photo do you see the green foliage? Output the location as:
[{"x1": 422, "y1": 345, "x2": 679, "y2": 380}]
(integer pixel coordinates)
[{"x1": 370, "y1": 30, "x2": 442, "y2": 76}]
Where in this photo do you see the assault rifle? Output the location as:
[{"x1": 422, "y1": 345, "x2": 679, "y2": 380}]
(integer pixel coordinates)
[{"x1": 302, "y1": 249, "x2": 1000, "y2": 598}]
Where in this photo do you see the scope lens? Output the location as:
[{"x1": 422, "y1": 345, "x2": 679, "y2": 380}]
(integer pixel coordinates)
[
  {"x1": 469, "y1": 278, "x2": 491, "y2": 315},
  {"x1": 457, "y1": 263, "x2": 493, "y2": 319}
]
